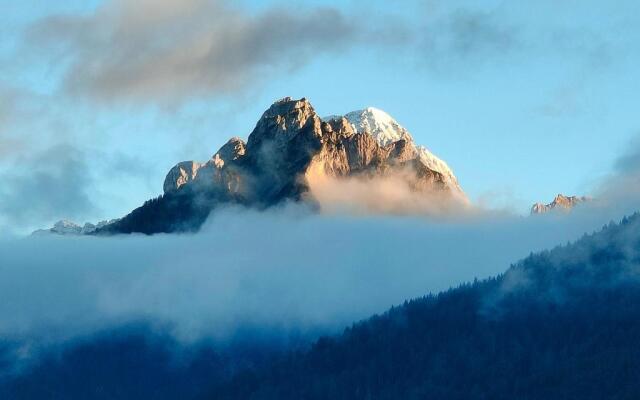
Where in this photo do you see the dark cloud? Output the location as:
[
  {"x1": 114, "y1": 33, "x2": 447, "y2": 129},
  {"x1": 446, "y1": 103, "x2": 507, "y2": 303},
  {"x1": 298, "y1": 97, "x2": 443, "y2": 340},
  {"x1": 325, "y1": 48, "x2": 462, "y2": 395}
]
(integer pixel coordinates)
[
  {"x1": 0, "y1": 144, "x2": 96, "y2": 227},
  {"x1": 0, "y1": 84, "x2": 33, "y2": 158},
  {"x1": 0, "y1": 84, "x2": 97, "y2": 229},
  {"x1": 430, "y1": 9, "x2": 518, "y2": 58},
  {"x1": 571, "y1": 133, "x2": 640, "y2": 214},
  {"x1": 19, "y1": 0, "x2": 624, "y2": 107},
  {"x1": 419, "y1": 7, "x2": 522, "y2": 72},
  {"x1": 418, "y1": 2, "x2": 620, "y2": 78},
  {"x1": 613, "y1": 135, "x2": 640, "y2": 176},
  {"x1": 0, "y1": 86, "x2": 16, "y2": 125},
  {"x1": 0, "y1": 137, "x2": 24, "y2": 162},
  {"x1": 24, "y1": 0, "x2": 363, "y2": 105}
]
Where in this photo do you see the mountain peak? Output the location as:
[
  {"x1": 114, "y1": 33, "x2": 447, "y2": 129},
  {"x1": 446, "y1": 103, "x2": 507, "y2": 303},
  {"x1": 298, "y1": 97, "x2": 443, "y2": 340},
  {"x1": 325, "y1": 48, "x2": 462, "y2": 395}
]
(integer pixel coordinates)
[
  {"x1": 212, "y1": 137, "x2": 246, "y2": 168},
  {"x1": 531, "y1": 193, "x2": 591, "y2": 214},
  {"x1": 163, "y1": 160, "x2": 202, "y2": 193},
  {"x1": 247, "y1": 97, "x2": 319, "y2": 152},
  {"x1": 324, "y1": 106, "x2": 462, "y2": 193},
  {"x1": 90, "y1": 96, "x2": 468, "y2": 234},
  {"x1": 337, "y1": 107, "x2": 412, "y2": 147},
  {"x1": 263, "y1": 97, "x2": 313, "y2": 117}
]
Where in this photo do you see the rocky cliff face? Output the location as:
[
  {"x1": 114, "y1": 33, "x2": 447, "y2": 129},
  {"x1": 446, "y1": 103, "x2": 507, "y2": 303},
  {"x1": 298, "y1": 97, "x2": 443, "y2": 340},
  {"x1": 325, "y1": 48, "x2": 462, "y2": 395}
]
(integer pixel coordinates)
[
  {"x1": 531, "y1": 194, "x2": 590, "y2": 214},
  {"x1": 98, "y1": 97, "x2": 466, "y2": 234},
  {"x1": 163, "y1": 98, "x2": 465, "y2": 202},
  {"x1": 323, "y1": 107, "x2": 463, "y2": 194}
]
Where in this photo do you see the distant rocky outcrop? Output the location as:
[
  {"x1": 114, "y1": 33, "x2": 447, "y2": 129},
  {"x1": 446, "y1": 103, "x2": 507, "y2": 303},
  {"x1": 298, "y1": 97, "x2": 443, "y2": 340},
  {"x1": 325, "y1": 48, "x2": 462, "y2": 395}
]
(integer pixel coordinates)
[
  {"x1": 531, "y1": 194, "x2": 591, "y2": 214},
  {"x1": 33, "y1": 219, "x2": 119, "y2": 236},
  {"x1": 58, "y1": 97, "x2": 467, "y2": 235}
]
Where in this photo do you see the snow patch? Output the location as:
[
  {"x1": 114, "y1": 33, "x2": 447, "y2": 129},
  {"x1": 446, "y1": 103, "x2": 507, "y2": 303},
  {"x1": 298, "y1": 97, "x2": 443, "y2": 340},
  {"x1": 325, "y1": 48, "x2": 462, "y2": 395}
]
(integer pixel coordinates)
[{"x1": 323, "y1": 107, "x2": 462, "y2": 192}]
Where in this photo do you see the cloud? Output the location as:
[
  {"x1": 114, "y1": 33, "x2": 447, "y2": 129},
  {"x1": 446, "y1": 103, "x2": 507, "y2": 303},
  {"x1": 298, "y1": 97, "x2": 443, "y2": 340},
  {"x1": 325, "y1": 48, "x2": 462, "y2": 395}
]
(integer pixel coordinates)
[
  {"x1": 521, "y1": 132, "x2": 640, "y2": 221},
  {"x1": 0, "y1": 85, "x2": 18, "y2": 126},
  {"x1": 305, "y1": 167, "x2": 471, "y2": 217},
  {"x1": 16, "y1": 0, "x2": 625, "y2": 112},
  {"x1": 0, "y1": 144, "x2": 96, "y2": 227},
  {"x1": 612, "y1": 135, "x2": 640, "y2": 176},
  {"x1": 24, "y1": 0, "x2": 362, "y2": 105},
  {"x1": 416, "y1": 1, "x2": 620, "y2": 79},
  {"x1": 0, "y1": 136, "x2": 24, "y2": 161},
  {"x1": 0, "y1": 202, "x2": 629, "y2": 350},
  {"x1": 0, "y1": 84, "x2": 102, "y2": 231},
  {"x1": 0, "y1": 83, "x2": 35, "y2": 159},
  {"x1": 586, "y1": 134, "x2": 640, "y2": 209},
  {"x1": 417, "y1": 5, "x2": 523, "y2": 73},
  {"x1": 424, "y1": 9, "x2": 519, "y2": 62},
  {"x1": 0, "y1": 82, "x2": 164, "y2": 231}
]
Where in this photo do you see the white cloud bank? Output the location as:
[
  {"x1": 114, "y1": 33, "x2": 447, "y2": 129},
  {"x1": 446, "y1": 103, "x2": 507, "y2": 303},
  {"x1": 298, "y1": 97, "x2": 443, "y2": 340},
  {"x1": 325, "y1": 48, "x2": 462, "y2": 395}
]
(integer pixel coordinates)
[{"x1": 0, "y1": 201, "x2": 632, "y2": 350}]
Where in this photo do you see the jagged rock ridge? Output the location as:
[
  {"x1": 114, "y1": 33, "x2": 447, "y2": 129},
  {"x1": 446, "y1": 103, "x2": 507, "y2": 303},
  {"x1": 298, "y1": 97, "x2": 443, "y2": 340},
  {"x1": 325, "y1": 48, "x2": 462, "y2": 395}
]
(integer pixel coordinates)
[
  {"x1": 531, "y1": 194, "x2": 590, "y2": 214},
  {"x1": 322, "y1": 107, "x2": 462, "y2": 194},
  {"x1": 33, "y1": 219, "x2": 119, "y2": 236},
  {"x1": 96, "y1": 97, "x2": 466, "y2": 234}
]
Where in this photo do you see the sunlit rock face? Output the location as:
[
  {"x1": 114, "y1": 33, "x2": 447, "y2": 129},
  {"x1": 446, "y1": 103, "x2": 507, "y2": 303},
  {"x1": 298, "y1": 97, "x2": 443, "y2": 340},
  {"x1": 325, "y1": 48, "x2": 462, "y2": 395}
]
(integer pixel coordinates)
[
  {"x1": 103, "y1": 97, "x2": 468, "y2": 234},
  {"x1": 163, "y1": 161, "x2": 202, "y2": 193},
  {"x1": 531, "y1": 194, "x2": 591, "y2": 214},
  {"x1": 163, "y1": 97, "x2": 466, "y2": 202},
  {"x1": 322, "y1": 107, "x2": 464, "y2": 194},
  {"x1": 213, "y1": 137, "x2": 246, "y2": 167}
]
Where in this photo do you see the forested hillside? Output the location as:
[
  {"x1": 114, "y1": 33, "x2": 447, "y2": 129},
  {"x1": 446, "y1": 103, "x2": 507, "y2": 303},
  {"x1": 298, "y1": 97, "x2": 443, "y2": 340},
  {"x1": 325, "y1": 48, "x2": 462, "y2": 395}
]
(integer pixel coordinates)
[{"x1": 209, "y1": 214, "x2": 640, "y2": 399}]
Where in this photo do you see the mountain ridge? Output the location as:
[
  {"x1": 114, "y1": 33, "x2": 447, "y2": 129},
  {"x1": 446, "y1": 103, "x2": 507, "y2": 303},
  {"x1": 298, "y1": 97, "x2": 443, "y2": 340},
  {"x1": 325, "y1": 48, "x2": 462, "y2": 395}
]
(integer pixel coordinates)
[
  {"x1": 531, "y1": 193, "x2": 590, "y2": 214},
  {"x1": 83, "y1": 97, "x2": 468, "y2": 234}
]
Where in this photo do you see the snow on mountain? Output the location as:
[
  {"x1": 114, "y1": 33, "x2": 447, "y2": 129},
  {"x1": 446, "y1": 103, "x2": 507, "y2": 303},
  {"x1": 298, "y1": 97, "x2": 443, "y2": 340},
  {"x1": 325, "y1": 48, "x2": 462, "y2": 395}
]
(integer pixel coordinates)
[
  {"x1": 323, "y1": 107, "x2": 463, "y2": 193},
  {"x1": 342, "y1": 107, "x2": 412, "y2": 147},
  {"x1": 415, "y1": 146, "x2": 462, "y2": 192}
]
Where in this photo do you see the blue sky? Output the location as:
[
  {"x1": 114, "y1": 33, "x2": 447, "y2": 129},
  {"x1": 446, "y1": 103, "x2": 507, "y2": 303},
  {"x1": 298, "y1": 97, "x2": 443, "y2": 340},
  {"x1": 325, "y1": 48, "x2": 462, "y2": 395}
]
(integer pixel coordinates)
[{"x1": 0, "y1": 0, "x2": 639, "y2": 232}]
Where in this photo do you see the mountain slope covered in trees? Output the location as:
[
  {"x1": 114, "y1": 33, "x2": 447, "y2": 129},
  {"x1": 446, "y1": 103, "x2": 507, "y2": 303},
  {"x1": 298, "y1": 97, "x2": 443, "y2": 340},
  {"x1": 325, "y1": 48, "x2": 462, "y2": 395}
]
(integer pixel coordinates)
[{"x1": 209, "y1": 214, "x2": 640, "y2": 399}]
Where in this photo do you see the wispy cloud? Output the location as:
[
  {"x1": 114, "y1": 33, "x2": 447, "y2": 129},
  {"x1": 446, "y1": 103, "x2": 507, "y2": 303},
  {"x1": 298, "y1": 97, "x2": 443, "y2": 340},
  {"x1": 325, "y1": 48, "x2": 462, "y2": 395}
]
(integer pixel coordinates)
[
  {"x1": 0, "y1": 144, "x2": 96, "y2": 227},
  {"x1": 590, "y1": 133, "x2": 640, "y2": 208},
  {"x1": 422, "y1": 8, "x2": 521, "y2": 70},
  {"x1": 416, "y1": 1, "x2": 621, "y2": 83},
  {"x1": 0, "y1": 83, "x2": 35, "y2": 159},
  {"x1": 23, "y1": 0, "x2": 367, "y2": 105}
]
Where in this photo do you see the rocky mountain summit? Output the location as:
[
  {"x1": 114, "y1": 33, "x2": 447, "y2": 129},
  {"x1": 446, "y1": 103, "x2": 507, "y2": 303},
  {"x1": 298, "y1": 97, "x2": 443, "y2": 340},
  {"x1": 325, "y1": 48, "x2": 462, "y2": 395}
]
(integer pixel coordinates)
[
  {"x1": 49, "y1": 97, "x2": 465, "y2": 235},
  {"x1": 531, "y1": 194, "x2": 590, "y2": 214},
  {"x1": 322, "y1": 107, "x2": 462, "y2": 194}
]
